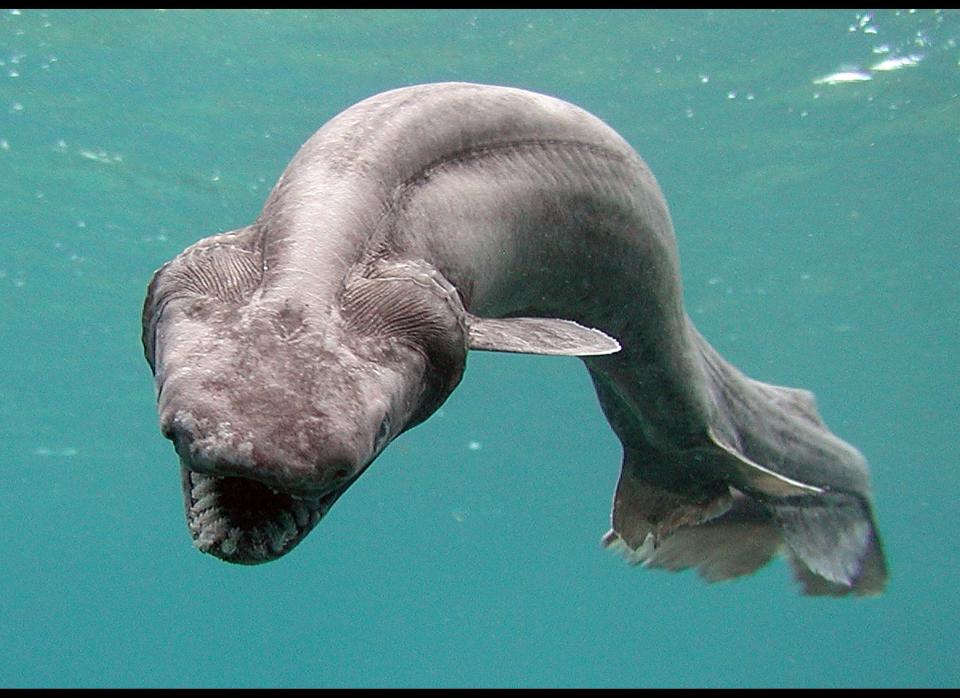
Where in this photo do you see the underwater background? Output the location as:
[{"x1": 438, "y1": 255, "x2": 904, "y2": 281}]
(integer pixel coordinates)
[{"x1": 1, "y1": 9, "x2": 957, "y2": 688}]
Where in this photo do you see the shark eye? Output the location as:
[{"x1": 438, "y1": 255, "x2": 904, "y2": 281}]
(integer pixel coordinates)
[{"x1": 374, "y1": 414, "x2": 391, "y2": 451}]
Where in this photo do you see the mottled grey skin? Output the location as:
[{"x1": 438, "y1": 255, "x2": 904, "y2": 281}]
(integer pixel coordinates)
[{"x1": 142, "y1": 82, "x2": 886, "y2": 595}]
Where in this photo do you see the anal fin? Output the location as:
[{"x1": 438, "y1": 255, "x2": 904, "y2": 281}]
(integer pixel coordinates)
[
  {"x1": 604, "y1": 490, "x2": 783, "y2": 581},
  {"x1": 606, "y1": 453, "x2": 733, "y2": 553}
]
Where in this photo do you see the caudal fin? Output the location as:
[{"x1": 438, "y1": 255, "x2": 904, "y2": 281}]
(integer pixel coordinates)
[
  {"x1": 594, "y1": 325, "x2": 886, "y2": 595},
  {"x1": 603, "y1": 477, "x2": 887, "y2": 596},
  {"x1": 772, "y1": 492, "x2": 887, "y2": 596}
]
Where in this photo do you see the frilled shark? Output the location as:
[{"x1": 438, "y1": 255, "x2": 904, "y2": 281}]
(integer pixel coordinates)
[{"x1": 142, "y1": 83, "x2": 886, "y2": 595}]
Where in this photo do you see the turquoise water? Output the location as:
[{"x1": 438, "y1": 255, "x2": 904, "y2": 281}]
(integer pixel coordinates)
[{"x1": 1, "y1": 8, "x2": 958, "y2": 688}]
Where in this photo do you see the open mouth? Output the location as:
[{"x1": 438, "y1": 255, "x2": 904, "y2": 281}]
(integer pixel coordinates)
[{"x1": 180, "y1": 464, "x2": 347, "y2": 564}]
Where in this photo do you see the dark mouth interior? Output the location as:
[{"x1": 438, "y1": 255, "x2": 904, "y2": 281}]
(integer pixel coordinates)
[
  {"x1": 181, "y1": 467, "x2": 336, "y2": 564},
  {"x1": 215, "y1": 475, "x2": 300, "y2": 528}
]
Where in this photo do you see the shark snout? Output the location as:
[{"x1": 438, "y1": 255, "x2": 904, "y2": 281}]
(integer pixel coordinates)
[{"x1": 161, "y1": 408, "x2": 363, "y2": 497}]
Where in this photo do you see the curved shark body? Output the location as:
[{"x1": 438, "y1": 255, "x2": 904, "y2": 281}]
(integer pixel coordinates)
[{"x1": 142, "y1": 82, "x2": 886, "y2": 595}]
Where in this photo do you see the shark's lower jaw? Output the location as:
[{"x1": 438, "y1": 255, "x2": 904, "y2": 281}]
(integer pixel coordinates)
[{"x1": 181, "y1": 466, "x2": 338, "y2": 564}]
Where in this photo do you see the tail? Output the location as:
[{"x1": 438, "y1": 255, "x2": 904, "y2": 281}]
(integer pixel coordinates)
[
  {"x1": 603, "y1": 489, "x2": 886, "y2": 596},
  {"x1": 603, "y1": 330, "x2": 887, "y2": 596}
]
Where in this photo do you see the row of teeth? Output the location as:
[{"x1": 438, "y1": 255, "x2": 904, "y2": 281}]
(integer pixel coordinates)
[{"x1": 186, "y1": 472, "x2": 322, "y2": 559}]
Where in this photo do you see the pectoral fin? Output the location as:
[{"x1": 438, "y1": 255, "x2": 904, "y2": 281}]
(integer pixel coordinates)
[{"x1": 466, "y1": 314, "x2": 621, "y2": 356}]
